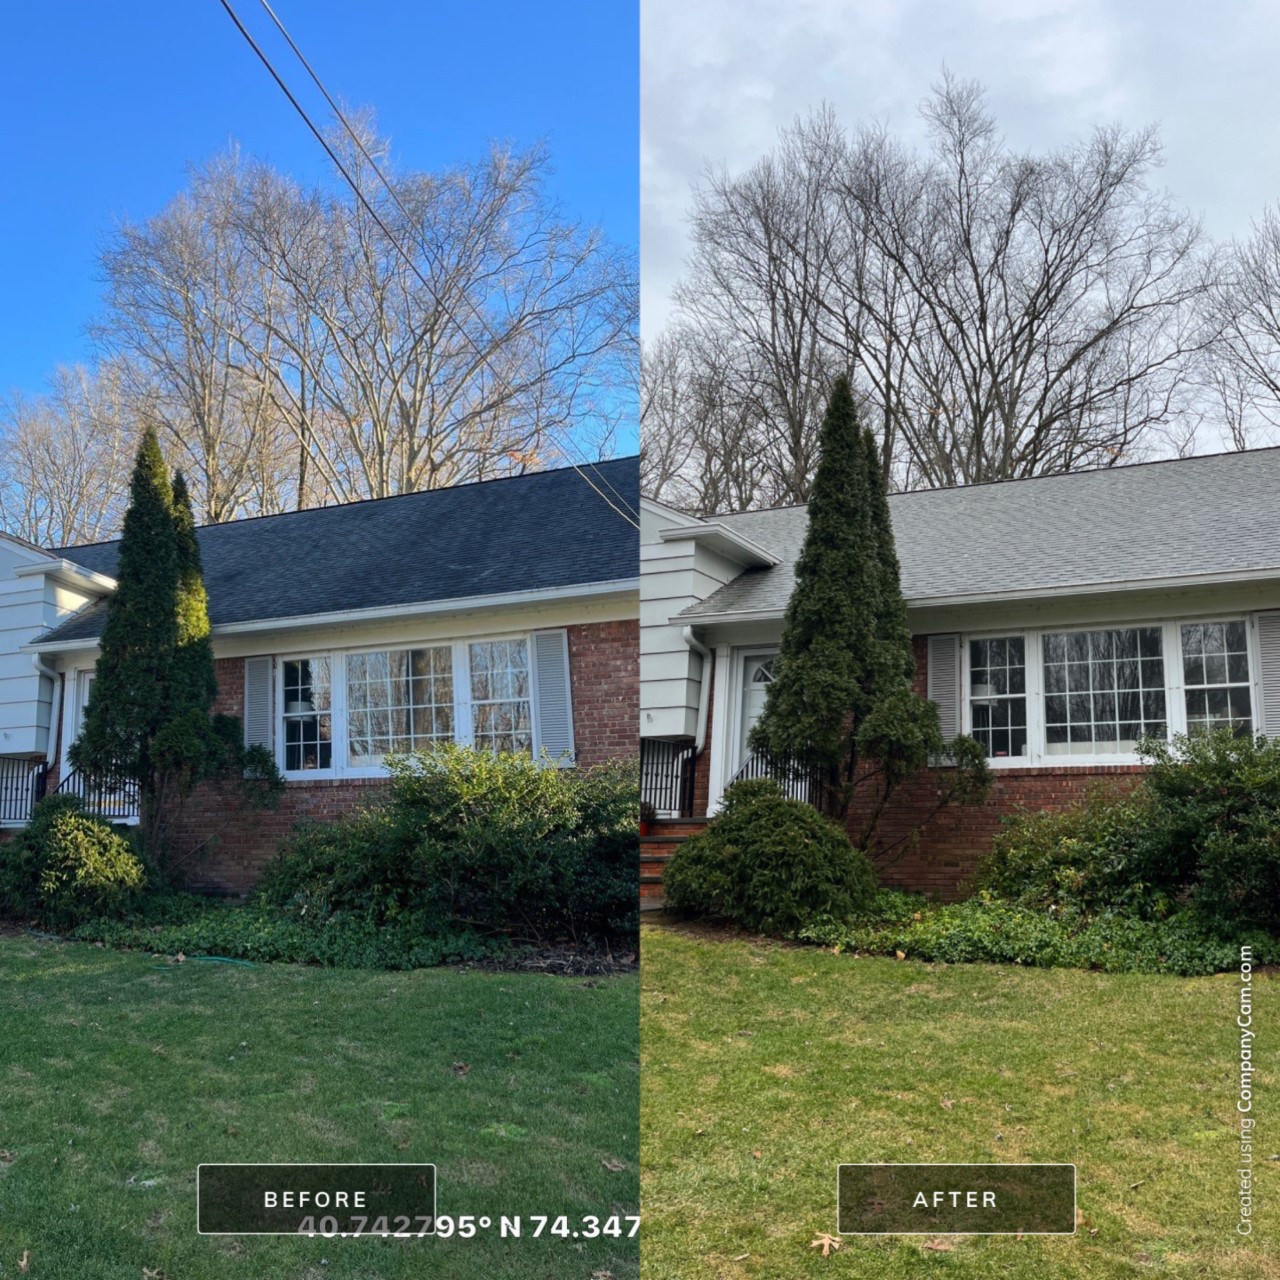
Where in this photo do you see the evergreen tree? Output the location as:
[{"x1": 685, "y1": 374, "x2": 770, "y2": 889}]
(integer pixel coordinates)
[
  {"x1": 749, "y1": 375, "x2": 882, "y2": 775},
  {"x1": 69, "y1": 427, "x2": 179, "y2": 792},
  {"x1": 170, "y1": 471, "x2": 217, "y2": 717},
  {"x1": 750, "y1": 375, "x2": 991, "y2": 830}
]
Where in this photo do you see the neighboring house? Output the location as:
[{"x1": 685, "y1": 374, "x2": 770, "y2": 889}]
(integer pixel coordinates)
[
  {"x1": 640, "y1": 448, "x2": 1280, "y2": 900},
  {"x1": 0, "y1": 459, "x2": 639, "y2": 892}
]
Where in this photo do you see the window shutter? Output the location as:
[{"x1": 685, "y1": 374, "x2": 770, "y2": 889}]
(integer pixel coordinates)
[
  {"x1": 531, "y1": 630, "x2": 575, "y2": 766},
  {"x1": 1255, "y1": 613, "x2": 1280, "y2": 737},
  {"x1": 927, "y1": 633, "x2": 962, "y2": 747},
  {"x1": 243, "y1": 656, "x2": 274, "y2": 752}
]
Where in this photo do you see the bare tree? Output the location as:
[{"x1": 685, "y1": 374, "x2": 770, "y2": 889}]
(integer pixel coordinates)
[
  {"x1": 1204, "y1": 205, "x2": 1280, "y2": 449},
  {"x1": 647, "y1": 77, "x2": 1213, "y2": 509},
  {"x1": 0, "y1": 364, "x2": 136, "y2": 545}
]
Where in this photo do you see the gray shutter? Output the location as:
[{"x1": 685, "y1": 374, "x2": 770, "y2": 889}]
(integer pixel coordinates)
[
  {"x1": 1255, "y1": 613, "x2": 1280, "y2": 737},
  {"x1": 243, "y1": 656, "x2": 274, "y2": 752},
  {"x1": 532, "y1": 630, "x2": 575, "y2": 766},
  {"x1": 927, "y1": 633, "x2": 962, "y2": 751}
]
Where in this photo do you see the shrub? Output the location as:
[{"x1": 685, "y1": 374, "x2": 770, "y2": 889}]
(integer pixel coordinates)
[
  {"x1": 259, "y1": 745, "x2": 637, "y2": 944},
  {"x1": 977, "y1": 785, "x2": 1167, "y2": 919},
  {"x1": 0, "y1": 794, "x2": 145, "y2": 928},
  {"x1": 1142, "y1": 731, "x2": 1280, "y2": 934},
  {"x1": 663, "y1": 778, "x2": 878, "y2": 936}
]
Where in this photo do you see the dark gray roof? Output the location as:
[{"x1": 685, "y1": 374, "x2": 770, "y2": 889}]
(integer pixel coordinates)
[
  {"x1": 682, "y1": 447, "x2": 1280, "y2": 618},
  {"x1": 40, "y1": 458, "x2": 639, "y2": 645}
]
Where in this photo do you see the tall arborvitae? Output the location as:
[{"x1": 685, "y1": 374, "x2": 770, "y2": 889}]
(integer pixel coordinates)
[
  {"x1": 749, "y1": 375, "x2": 882, "y2": 774},
  {"x1": 170, "y1": 471, "x2": 217, "y2": 718},
  {"x1": 69, "y1": 428, "x2": 179, "y2": 789},
  {"x1": 862, "y1": 421, "x2": 915, "y2": 690}
]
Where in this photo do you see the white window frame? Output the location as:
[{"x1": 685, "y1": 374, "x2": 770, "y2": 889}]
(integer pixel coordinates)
[
  {"x1": 960, "y1": 615, "x2": 1261, "y2": 768},
  {"x1": 274, "y1": 631, "x2": 539, "y2": 780}
]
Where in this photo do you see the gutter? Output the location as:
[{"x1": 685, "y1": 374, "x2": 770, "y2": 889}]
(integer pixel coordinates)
[
  {"x1": 679, "y1": 564, "x2": 1280, "y2": 626},
  {"x1": 682, "y1": 626, "x2": 712, "y2": 754},
  {"x1": 24, "y1": 577, "x2": 641, "y2": 654},
  {"x1": 31, "y1": 655, "x2": 63, "y2": 766}
]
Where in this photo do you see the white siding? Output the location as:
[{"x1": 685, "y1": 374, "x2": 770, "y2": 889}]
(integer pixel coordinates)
[{"x1": 640, "y1": 503, "x2": 747, "y2": 740}]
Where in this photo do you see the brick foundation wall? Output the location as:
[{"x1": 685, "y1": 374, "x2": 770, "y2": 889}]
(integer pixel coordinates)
[{"x1": 174, "y1": 623, "x2": 640, "y2": 893}]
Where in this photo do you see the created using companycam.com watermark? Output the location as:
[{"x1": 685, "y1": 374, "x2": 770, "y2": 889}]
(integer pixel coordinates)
[{"x1": 1237, "y1": 946, "x2": 1256, "y2": 1238}]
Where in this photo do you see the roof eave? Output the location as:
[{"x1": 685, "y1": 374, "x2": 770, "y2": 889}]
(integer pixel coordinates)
[{"x1": 24, "y1": 577, "x2": 640, "y2": 654}]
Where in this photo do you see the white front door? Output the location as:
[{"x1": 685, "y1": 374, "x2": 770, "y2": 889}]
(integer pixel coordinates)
[
  {"x1": 72, "y1": 671, "x2": 95, "y2": 745},
  {"x1": 738, "y1": 652, "x2": 778, "y2": 768}
]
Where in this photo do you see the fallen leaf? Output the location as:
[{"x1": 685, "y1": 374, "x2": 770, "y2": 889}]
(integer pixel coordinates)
[
  {"x1": 0, "y1": 1150, "x2": 15, "y2": 1164},
  {"x1": 1128, "y1": 1180, "x2": 1144, "y2": 1190},
  {"x1": 810, "y1": 1232, "x2": 842, "y2": 1257},
  {"x1": 895, "y1": 950, "x2": 907, "y2": 961},
  {"x1": 752, "y1": 1150, "x2": 762, "y2": 1159},
  {"x1": 1089, "y1": 1228, "x2": 1099, "y2": 1237},
  {"x1": 922, "y1": 1238, "x2": 955, "y2": 1252},
  {"x1": 601, "y1": 1157, "x2": 626, "y2": 1172},
  {"x1": 18, "y1": 1251, "x2": 30, "y2": 1274},
  {"x1": 451, "y1": 1062, "x2": 471, "y2": 1077},
  {"x1": 940, "y1": 1098, "x2": 955, "y2": 1110}
]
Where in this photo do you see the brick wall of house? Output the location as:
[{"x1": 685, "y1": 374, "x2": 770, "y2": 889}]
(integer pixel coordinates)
[
  {"x1": 568, "y1": 619, "x2": 639, "y2": 768},
  {"x1": 175, "y1": 621, "x2": 639, "y2": 893}
]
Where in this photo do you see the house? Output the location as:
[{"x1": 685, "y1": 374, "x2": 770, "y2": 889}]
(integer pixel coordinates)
[
  {"x1": 0, "y1": 458, "x2": 639, "y2": 892},
  {"x1": 640, "y1": 447, "x2": 1280, "y2": 900}
]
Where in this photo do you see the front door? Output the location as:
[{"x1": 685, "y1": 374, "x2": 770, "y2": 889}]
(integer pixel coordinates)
[{"x1": 738, "y1": 653, "x2": 777, "y2": 769}]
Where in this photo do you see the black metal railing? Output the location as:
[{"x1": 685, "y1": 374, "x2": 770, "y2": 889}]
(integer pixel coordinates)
[
  {"x1": 728, "y1": 751, "x2": 824, "y2": 808},
  {"x1": 52, "y1": 769, "x2": 140, "y2": 821},
  {"x1": 0, "y1": 757, "x2": 45, "y2": 825},
  {"x1": 640, "y1": 738, "x2": 698, "y2": 817}
]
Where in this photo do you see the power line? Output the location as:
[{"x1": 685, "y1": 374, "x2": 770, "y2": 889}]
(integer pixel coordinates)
[{"x1": 215, "y1": 0, "x2": 639, "y2": 529}]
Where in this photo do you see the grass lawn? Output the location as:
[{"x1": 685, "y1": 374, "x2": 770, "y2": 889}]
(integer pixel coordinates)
[
  {"x1": 0, "y1": 934, "x2": 638, "y2": 1279},
  {"x1": 641, "y1": 921, "x2": 1275, "y2": 1280}
]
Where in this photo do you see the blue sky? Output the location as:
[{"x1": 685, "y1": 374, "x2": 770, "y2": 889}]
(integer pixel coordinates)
[{"x1": 0, "y1": 0, "x2": 637, "y2": 401}]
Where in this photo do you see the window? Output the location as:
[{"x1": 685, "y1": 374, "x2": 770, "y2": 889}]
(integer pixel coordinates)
[
  {"x1": 1182, "y1": 621, "x2": 1253, "y2": 734},
  {"x1": 1043, "y1": 627, "x2": 1165, "y2": 756},
  {"x1": 968, "y1": 637, "x2": 1028, "y2": 759},
  {"x1": 346, "y1": 646, "x2": 454, "y2": 766},
  {"x1": 282, "y1": 657, "x2": 332, "y2": 771},
  {"x1": 469, "y1": 638, "x2": 532, "y2": 754}
]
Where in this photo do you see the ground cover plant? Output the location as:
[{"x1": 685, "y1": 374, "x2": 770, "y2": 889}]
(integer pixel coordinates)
[
  {"x1": 0, "y1": 933, "x2": 639, "y2": 1279},
  {"x1": 640, "y1": 923, "x2": 1275, "y2": 1280}
]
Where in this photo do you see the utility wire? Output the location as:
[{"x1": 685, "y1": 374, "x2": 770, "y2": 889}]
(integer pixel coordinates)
[{"x1": 215, "y1": 0, "x2": 639, "y2": 529}]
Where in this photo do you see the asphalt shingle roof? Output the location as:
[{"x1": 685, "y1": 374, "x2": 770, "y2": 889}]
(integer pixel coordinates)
[
  {"x1": 40, "y1": 458, "x2": 639, "y2": 645},
  {"x1": 681, "y1": 448, "x2": 1280, "y2": 618}
]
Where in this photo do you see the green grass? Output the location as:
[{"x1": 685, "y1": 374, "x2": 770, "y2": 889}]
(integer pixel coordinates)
[
  {"x1": 641, "y1": 922, "x2": 1276, "y2": 1280},
  {"x1": 0, "y1": 934, "x2": 638, "y2": 1279}
]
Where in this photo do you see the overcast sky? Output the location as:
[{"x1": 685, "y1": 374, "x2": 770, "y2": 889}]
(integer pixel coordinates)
[{"x1": 641, "y1": 0, "x2": 1280, "y2": 338}]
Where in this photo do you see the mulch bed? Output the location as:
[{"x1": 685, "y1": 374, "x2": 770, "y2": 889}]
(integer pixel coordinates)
[{"x1": 461, "y1": 942, "x2": 638, "y2": 976}]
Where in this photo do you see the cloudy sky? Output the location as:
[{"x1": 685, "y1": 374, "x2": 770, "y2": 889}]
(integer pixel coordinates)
[{"x1": 642, "y1": 0, "x2": 1280, "y2": 338}]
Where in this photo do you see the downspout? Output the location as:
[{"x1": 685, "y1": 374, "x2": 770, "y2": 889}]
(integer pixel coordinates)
[
  {"x1": 682, "y1": 627, "x2": 712, "y2": 754},
  {"x1": 31, "y1": 655, "x2": 63, "y2": 780}
]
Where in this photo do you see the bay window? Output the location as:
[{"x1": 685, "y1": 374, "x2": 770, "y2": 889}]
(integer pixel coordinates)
[{"x1": 962, "y1": 618, "x2": 1257, "y2": 765}]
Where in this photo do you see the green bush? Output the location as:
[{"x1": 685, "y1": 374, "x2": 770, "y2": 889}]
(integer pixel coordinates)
[
  {"x1": 1142, "y1": 731, "x2": 1280, "y2": 933},
  {"x1": 259, "y1": 745, "x2": 637, "y2": 944},
  {"x1": 977, "y1": 785, "x2": 1168, "y2": 919},
  {"x1": 981, "y1": 731, "x2": 1280, "y2": 935},
  {"x1": 0, "y1": 794, "x2": 145, "y2": 928},
  {"x1": 663, "y1": 778, "x2": 878, "y2": 936}
]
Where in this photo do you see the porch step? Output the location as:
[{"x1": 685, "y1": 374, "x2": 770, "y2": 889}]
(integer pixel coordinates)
[{"x1": 639, "y1": 819, "x2": 708, "y2": 896}]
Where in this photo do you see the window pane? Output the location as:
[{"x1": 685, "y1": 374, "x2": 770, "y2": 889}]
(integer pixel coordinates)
[
  {"x1": 345, "y1": 645, "x2": 455, "y2": 765},
  {"x1": 469, "y1": 639, "x2": 533, "y2": 755},
  {"x1": 968, "y1": 635, "x2": 1027, "y2": 759},
  {"x1": 1181, "y1": 621, "x2": 1252, "y2": 737},
  {"x1": 1043, "y1": 628, "x2": 1167, "y2": 756}
]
